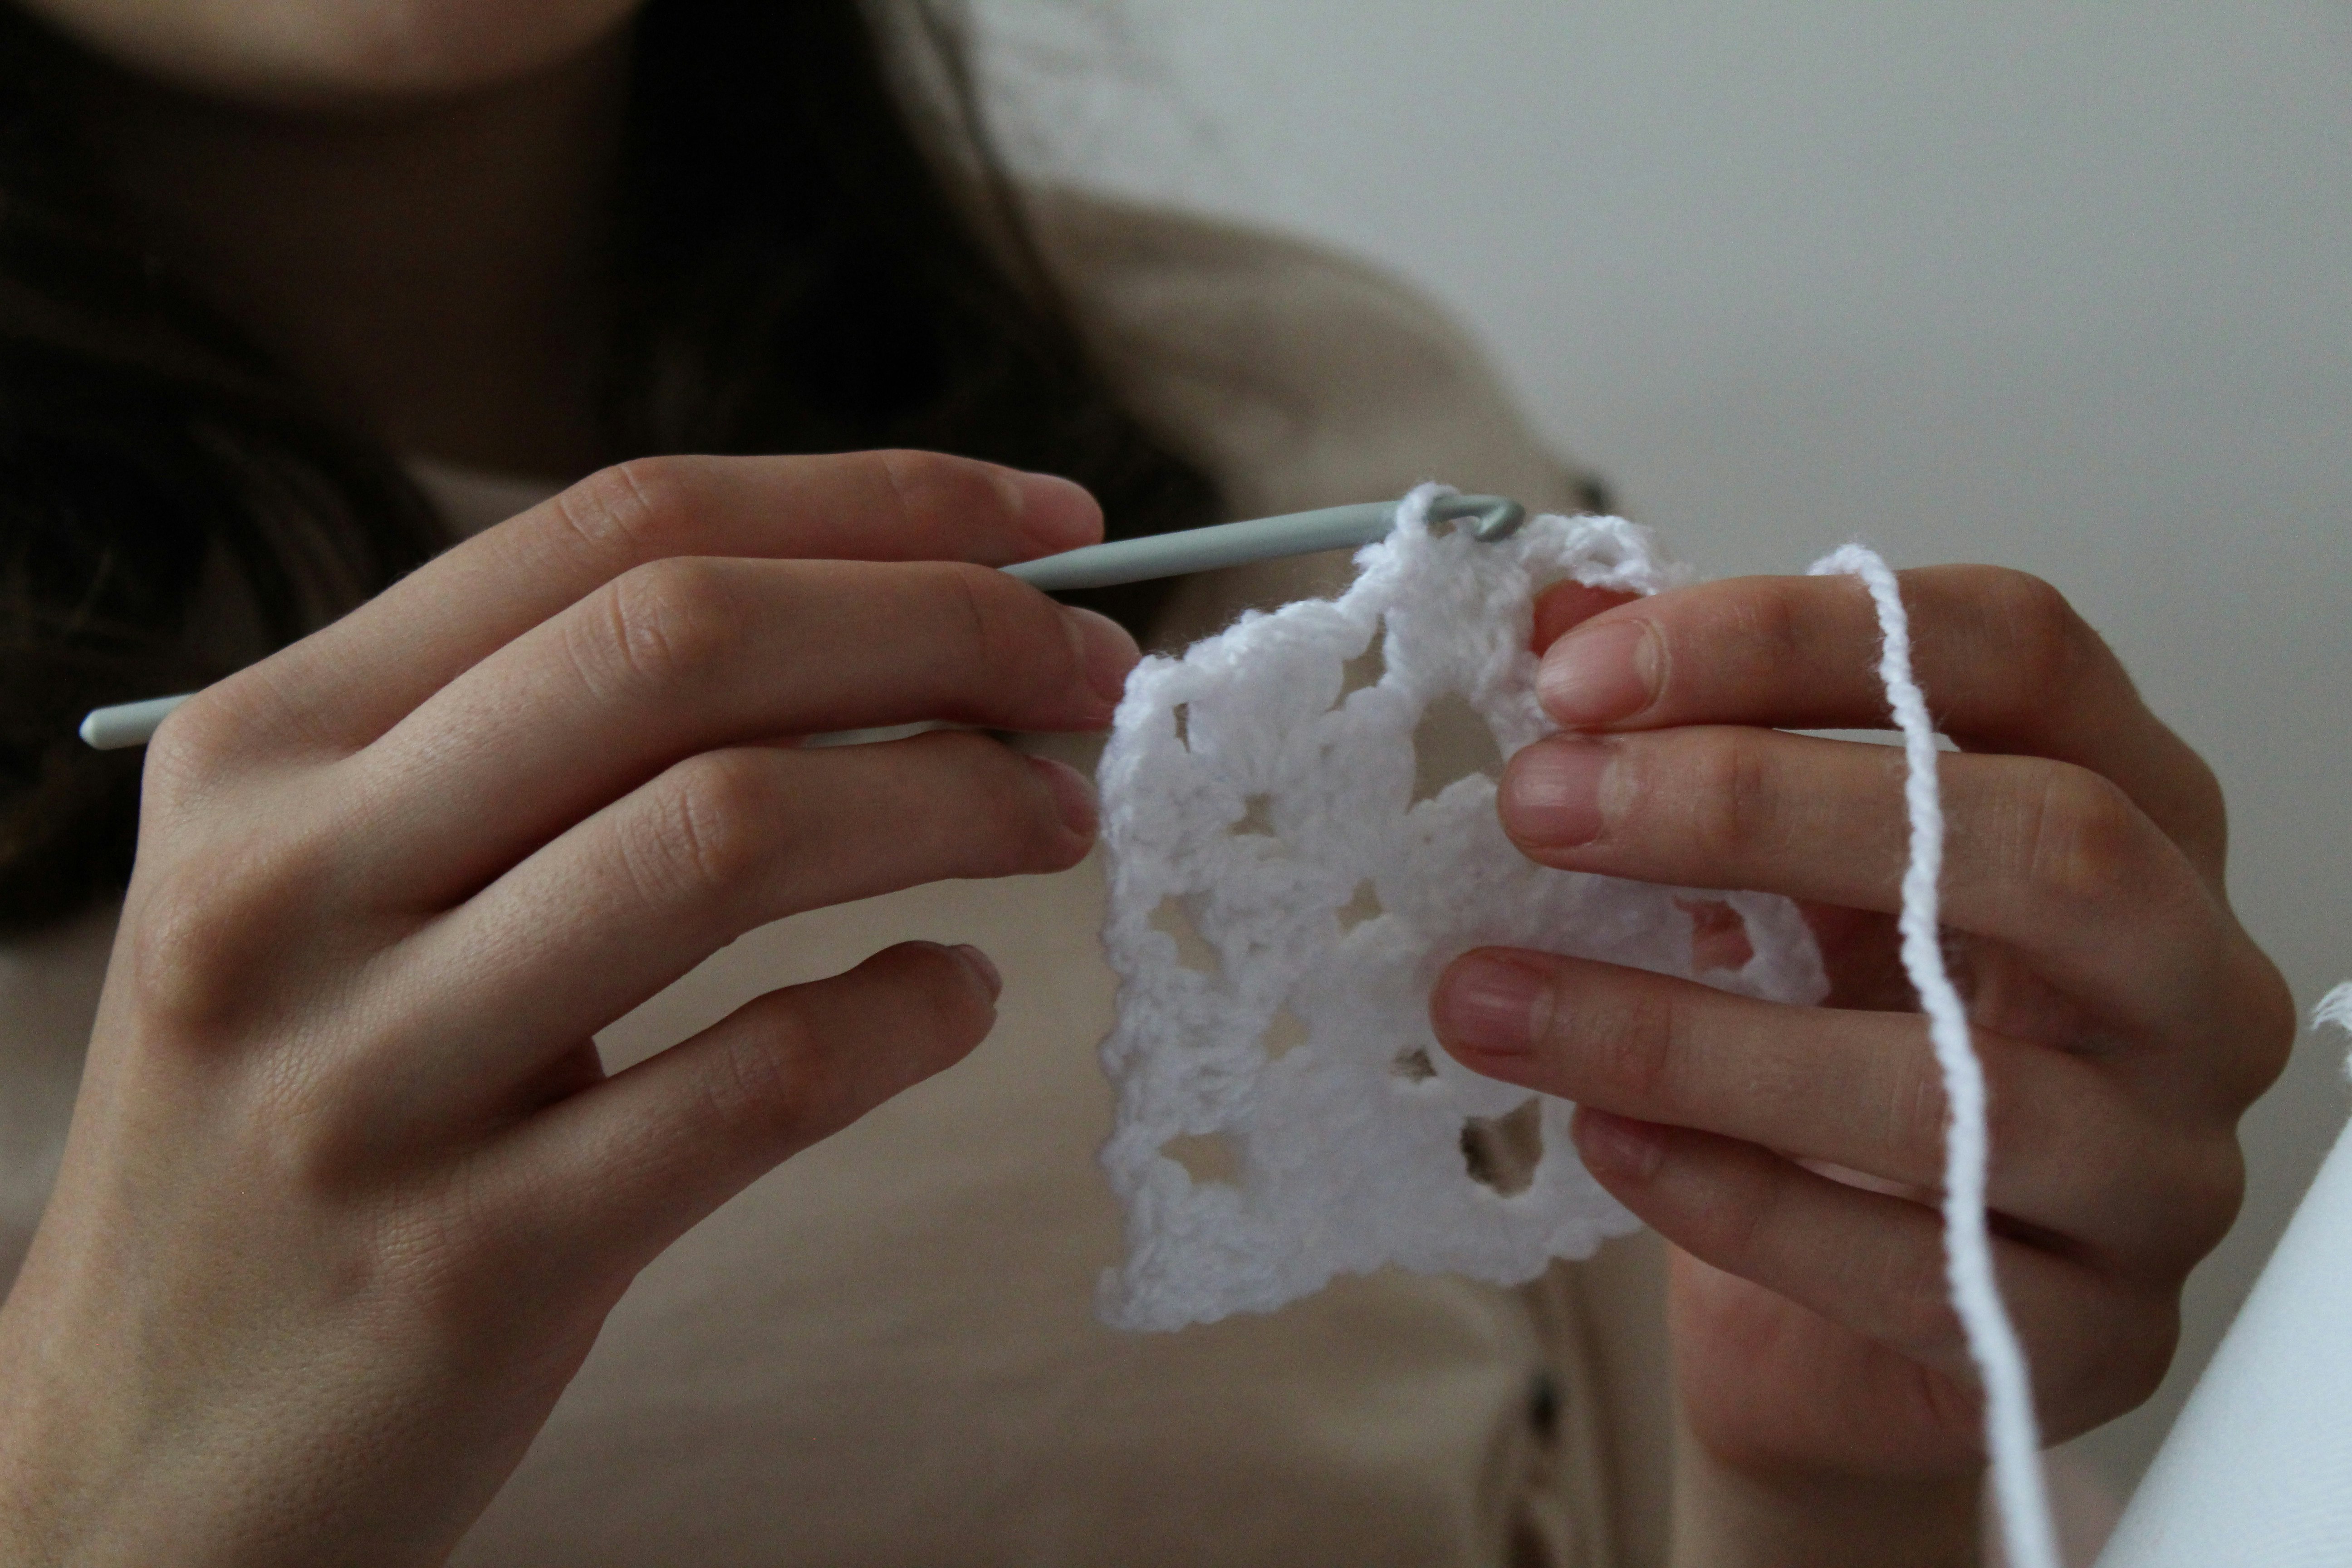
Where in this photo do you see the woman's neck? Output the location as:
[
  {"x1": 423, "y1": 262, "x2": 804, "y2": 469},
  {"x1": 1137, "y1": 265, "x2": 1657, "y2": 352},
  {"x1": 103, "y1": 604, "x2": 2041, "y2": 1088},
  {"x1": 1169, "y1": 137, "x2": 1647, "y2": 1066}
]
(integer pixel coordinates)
[{"x1": 91, "y1": 33, "x2": 632, "y2": 478}]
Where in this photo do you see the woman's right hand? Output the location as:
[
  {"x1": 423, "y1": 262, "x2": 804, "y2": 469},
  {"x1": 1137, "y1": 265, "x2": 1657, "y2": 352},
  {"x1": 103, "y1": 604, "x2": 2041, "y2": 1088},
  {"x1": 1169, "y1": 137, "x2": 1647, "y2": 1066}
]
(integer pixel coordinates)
[{"x1": 0, "y1": 451, "x2": 1134, "y2": 1568}]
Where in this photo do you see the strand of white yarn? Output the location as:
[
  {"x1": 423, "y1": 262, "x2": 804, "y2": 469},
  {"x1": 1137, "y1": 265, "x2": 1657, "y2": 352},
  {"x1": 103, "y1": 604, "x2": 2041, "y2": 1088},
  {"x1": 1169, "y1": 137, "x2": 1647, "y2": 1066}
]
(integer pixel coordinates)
[
  {"x1": 1809, "y1": 546, "x2": 2061, "y2": 1568},
  {"x1": 2322, "y1": 982, "x2": 2352, "y2": 1047}
]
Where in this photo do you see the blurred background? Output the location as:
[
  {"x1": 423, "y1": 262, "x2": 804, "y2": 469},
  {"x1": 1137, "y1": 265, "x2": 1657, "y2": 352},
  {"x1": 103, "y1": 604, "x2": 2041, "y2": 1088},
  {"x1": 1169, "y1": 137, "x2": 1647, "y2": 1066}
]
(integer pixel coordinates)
[{"x1": 970, "y1": 0, "x2": 2352, "y2": 1499}]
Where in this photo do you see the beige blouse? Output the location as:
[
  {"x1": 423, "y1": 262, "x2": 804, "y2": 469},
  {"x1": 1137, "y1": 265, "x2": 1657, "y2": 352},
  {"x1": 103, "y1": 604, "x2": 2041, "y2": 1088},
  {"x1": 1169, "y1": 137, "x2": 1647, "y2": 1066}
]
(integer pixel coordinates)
[{"x1": 0, "y1": 194, "x2": 1679, "y2": 1568}]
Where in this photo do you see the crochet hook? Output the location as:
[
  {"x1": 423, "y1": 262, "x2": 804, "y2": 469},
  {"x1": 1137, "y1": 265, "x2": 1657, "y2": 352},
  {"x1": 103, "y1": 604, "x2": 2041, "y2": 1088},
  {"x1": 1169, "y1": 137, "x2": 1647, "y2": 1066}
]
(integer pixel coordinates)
[{"x1": 76, "y1": 493, "x2": 1527, "y2": 750}]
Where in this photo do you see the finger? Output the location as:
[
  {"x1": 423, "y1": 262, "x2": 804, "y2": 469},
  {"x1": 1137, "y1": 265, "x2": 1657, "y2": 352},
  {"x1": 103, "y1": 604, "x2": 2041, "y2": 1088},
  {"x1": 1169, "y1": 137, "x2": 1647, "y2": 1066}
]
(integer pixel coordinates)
[
  {"x1": 368, "y1": 732, "x2": 1091, "y2": 1122},
  {"x1": 1529, "y1": 582, "x2": 1639, "y2": 653},
  {"x1": 348, "y1": 557, "x2": 1134, "y2": 902},
  {"x1": 1574, "y1": 1111, "x2": 2181, "y2": 1437},
  {"x1": 1534, "y1": 567, "x2": 2226, "y2": 875},
  {"x1": 1668, "y1": 1244, "x2": 2174, "y2": 1470},
  {"x1": 1431, "y1": 950, "x2": 2243, "y2": 1273},
  {"x1": 208, "y1": 451, "x2": 1102, "y2": 758},
  {"x1": 1495, "y1": 725, "x2": 2245, "y2": 1048},
  {"x1": 489, "y1": 941, "x2": 1003, "y2": 1272}
]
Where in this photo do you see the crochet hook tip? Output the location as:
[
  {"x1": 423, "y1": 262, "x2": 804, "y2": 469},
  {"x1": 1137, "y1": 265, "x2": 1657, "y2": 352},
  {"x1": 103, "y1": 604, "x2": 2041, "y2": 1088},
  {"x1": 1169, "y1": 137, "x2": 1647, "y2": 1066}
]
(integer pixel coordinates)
[{"x1": 1461, "y1": 498, "x2": 1527, "y2": 542}]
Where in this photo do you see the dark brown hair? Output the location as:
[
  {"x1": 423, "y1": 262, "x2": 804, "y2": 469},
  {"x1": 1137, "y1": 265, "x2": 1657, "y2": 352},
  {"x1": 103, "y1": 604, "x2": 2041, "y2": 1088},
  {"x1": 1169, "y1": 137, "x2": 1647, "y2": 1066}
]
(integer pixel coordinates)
[{"x1": 0, "y1": 0, "x2": 1219, "y2": 931}]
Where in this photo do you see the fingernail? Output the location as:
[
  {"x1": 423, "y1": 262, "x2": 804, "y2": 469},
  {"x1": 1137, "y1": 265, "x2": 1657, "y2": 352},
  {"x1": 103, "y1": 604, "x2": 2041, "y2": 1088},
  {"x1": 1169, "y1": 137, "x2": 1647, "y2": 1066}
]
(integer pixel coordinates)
[
  {"x1": 1064, "y1": 606, "x2": 1140, "y2": 706},
  {"x1": 1539, "y1": 619, "x2": 1658, "y2": 727},
  {"x1": 1435, "y1": 950, "x2": 1555, "y2": 1058},
  {"x1": 996, "y1": 469, "x2": 1102, "y2": 553},
  {"x1": 950, "y1": 943, "x2": 1003, "y2": 1000},
  {"x1": 1572, "y1": 1107, "x2": 1666, "y2": 1181},
  {"x1": 1028, "y1": 754, "x2": 1098, "y2": 838},
  {"x1": 1504, "y1": 739, "x2": 1612, "y2": 848}
]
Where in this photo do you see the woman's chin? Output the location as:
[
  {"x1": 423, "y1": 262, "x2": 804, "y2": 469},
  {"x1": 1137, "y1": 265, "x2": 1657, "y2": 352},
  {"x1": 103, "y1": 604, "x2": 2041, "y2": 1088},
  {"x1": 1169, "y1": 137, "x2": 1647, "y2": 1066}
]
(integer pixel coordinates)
[{"x1": 17, "y1": 0, "x2": 646, "y2": 114}]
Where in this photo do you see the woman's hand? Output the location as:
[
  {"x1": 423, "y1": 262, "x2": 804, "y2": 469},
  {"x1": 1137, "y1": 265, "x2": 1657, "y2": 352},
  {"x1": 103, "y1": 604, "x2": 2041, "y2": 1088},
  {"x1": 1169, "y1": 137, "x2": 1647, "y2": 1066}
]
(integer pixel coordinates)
[
  {"x1": 0, "y1": 451, "x2": 1136, "y2": 1568},
  {"x1": 1432, "y1": 568, "x2": 2294, "y2": 1563}
]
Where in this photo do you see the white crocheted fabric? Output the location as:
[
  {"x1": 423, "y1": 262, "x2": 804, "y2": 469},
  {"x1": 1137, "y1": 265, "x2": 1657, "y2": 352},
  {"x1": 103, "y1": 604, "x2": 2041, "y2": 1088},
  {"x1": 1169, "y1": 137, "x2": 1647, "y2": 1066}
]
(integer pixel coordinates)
[{"x1": 1095, "y1": 485, "x2": 1829, "y2": 1332}]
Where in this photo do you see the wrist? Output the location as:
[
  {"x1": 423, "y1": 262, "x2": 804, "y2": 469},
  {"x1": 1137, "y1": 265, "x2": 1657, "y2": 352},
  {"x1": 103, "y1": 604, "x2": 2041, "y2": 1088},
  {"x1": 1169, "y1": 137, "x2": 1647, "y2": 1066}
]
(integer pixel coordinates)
[{"x1": 1671, "y1": 1444, "x2": 1982, "y2": 1568}]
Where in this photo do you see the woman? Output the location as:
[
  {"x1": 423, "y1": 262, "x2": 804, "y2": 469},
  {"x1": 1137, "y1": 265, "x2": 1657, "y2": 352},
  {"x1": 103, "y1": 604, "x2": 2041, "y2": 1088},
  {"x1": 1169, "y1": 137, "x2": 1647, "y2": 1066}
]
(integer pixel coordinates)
[{"x1": 0, "y1": 2, "x2": 2292, "y2": 1564}]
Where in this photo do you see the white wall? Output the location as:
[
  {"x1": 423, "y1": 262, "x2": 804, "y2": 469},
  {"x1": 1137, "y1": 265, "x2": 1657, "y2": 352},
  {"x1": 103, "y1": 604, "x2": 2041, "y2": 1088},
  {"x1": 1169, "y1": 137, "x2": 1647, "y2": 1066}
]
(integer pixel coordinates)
[{"x1": 975, "y1": 0, "x2": 2352, "y2": 1500}]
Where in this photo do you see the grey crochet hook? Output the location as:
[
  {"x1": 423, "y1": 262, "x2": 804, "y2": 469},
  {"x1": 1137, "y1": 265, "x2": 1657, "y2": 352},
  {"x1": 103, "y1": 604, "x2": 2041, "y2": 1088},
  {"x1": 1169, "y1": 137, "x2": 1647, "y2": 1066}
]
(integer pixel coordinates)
[
  {"x1": 77, "y1": 493, "x2": 1527, "y2": 750},
  {"x1": 1000, "y1": 492, "x2": 1525, "y2": 592}
]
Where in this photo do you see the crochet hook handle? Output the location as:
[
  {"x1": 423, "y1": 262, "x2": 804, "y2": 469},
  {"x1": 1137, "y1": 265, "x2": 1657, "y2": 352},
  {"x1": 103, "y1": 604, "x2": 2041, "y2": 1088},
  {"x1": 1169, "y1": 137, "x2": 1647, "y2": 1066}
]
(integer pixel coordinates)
[{"x1": 77, "y1": 493, "x2": 1526, "y2": 750}]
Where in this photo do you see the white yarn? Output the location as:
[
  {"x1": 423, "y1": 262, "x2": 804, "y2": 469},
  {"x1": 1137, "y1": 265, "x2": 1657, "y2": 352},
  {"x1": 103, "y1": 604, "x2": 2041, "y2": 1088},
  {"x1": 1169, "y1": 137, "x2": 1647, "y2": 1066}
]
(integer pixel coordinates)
[
  {"x1": 1094, "y1": 485, "x2": 1828, "y2": 1331},
  {"x1": 2324, "y1": 980, "x2": 2352, "y2": 1087},
  {"x1": 2323, "y1": 983, "x2": 2352, "y2": 1060},
  {"x1": 1809, "y1": 545, "x2": 2060, "y2": 1568}
]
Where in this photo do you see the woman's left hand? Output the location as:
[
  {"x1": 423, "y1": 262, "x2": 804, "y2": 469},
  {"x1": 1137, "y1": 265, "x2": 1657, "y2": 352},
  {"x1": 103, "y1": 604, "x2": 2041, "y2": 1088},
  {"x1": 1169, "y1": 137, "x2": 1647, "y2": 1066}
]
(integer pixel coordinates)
[{"x1": 1430, "y1": 566, "x2": 2294, "y2": 1559}]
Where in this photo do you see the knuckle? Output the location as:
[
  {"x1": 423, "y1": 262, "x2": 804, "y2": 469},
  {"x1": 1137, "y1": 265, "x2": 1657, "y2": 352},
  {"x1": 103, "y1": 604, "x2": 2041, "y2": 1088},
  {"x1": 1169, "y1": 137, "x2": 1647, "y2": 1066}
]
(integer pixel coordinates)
[
  {"x1": 1970, "y1": 567, "x2": 2092, "y2": 693},
  {"x1": 588, "y1": 557, "x2": 746, "y2": 697},
  {"x1": 1701, "y1": 577, "x2": 1811, "y2": 696},
  {"x1": 875, "y1": 448, "x2": 1004, "y2": 529},
  {"x1": 1877, "y1": 1242, "x2": 1966, "y2": 1359},
  {"x1": 120, "y1": 838, "x2": 319, "y2": 1040},
  {"x1": 121, "y1": 867, "x2": 250, "y2": 1037},
  {"x1": 628, "y1": 750, "x2": 781, "y2": 906},
  {"x1": 932, "y1": 561, "x2": 1064, "y2": 694},
  {"x1": 2016, "y1": 762, "x2": 2161, "y2": 917},
  {"x1": 141, "y1": 684, "x2": 272, "y2": 800},
  {"x1": 1735, "y1": 578, "x2": 1811, "y2": 671},
  {"x1": 940, "y1": 559, "x2": 1029, "y2": 654},
  {"x1": 697, "y1": 1014, "x2": 823, "y2": 1142},
  {"x1": 1667, "y1": 729, "x2": 1783, "y2": 865},
  {"x1": 1681, "y1": 1142, "x2": 1786, "y2": 1267},
  {"x1": 2222, "y1": 946, "x2": 2297, "y2": 1107},
  {"x1": 560, "y1": 455, "x2": 705, "y2": 558},
  {"x1": 1883, "y1": 1053, "x2": 1953, "y2": 1172},
  {"x1": 1911, "y1": 1362, "x2": 1989, "y2": 1452},
  {"x1": 142, "y1": 695, "x2": 234, "y2": 782},
  {"x1": 706, "y1": 946, "x2": 994, "y2": 1148},
  {"x1": 1575, "y1": 981, "x2": 1685, "y2": 1104}
]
